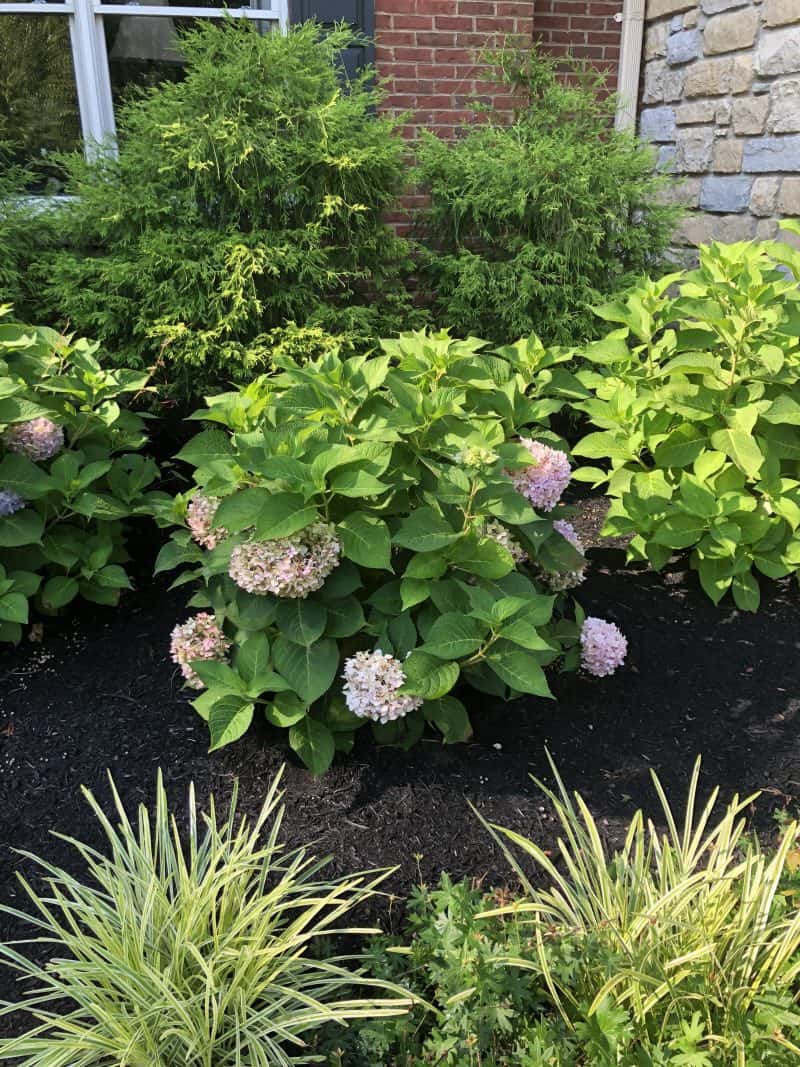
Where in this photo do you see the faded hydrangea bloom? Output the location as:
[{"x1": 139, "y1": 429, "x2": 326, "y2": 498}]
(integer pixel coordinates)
[
  {"x1": 170, "y1": 612, "x2": 231, "y2": 690},
  {"x1": 228, "y1": 522, "x2": 340, "y2": 598},
  {"x1": 3, "y1": 417, "x2": 64, "y2": 462},
  {"x1": 483, "y1": 519, "x2": 528, "y2": 565},
  {"x1": 544, "y1": 519, "x2": 586, "y2": 591},
  {"x1": 342, "y1": 650, "x2": 423, "y2": 724},
  {"x1": 457, "y1": 445, "x2": 498, "y2": 468},
  {"x1": 580, "y1": 617, "x2": 627, "y2": 677},
  {"x1": 187, "y1": 493, "x2": 227, "y2": 550},
  {"x1": 509, "y1": 439, "x2": 571, "y2": 512},
  {"x1": 0, "y1": 489, "x2": 25, "y2": 517}
]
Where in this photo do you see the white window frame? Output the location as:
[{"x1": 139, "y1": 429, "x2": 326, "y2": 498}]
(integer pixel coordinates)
[{"x1": 2, "y1": 0, "x2": 288, "y2": 152}]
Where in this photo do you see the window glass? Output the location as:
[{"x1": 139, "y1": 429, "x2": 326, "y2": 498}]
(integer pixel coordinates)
[
  {"x1": 104, "y1": 12, "x2": 190, "y2": 107},
  {"x1": 0, "y1": 15, "x2": 80, "y2": 191}
]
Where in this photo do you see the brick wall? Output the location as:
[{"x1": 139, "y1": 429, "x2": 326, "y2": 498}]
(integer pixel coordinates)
[{"x1": 375, "y1": 0, "x2": 623, "y2": 138}]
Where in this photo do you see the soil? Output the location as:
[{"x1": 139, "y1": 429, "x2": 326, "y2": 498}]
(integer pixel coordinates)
[{"x1": 1, "y1": 502, "x2": 799, "y2": 1035}]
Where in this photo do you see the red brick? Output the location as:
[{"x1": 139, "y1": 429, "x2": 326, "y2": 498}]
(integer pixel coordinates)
[
  {"x1": 435, "y1": 14, "x2": 475, "y2": 28},
  {"x1": 392, "y1": 13, "x2": 435, "y2": 26}
]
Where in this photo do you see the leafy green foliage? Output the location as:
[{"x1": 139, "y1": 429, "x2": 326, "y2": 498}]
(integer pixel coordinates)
[
  {"x1": 27, "y1": 21, "x2": 418, "y2": 404},
  {"x1": 415, "y1": 44, "x2": 679, "y2": 347},
  {"x1": 571, "y1": 232, "x2": 800, "y2": 611},
  {"x1": 0, "y1": 312, "x2": 162, "y2": 638},
  {"x1": 156, "y1": 331, "x2": 590, "y2": 773},
  {"x1": 0, "y1": 768, "x2": 412, "y2": 1064},
  {"x1": 477, "y1": 755, "x2": 800, "y2": 1065}
]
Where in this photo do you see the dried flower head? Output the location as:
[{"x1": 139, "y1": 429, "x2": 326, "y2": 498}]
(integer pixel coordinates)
[
  {"x1": 170, "y1": 613, "x2": 230, "y2": 690},
  {"x1": 187, "y1": 493, "x2": 227, "y2": 550},
  {"x1": 228, "y1": 522, "x2": 340, "y2": 599},
  {"x1": 543, "y1": 519, "x2": 586, "y2": 591},
  {"x1": 580, "y1": 617, "x2": 627, "y2": 677},
  {"x1": 0, "y1": 488, "x2": 25, "y2": 517},
  {"x1": 483, "y1": 519, "x2": 528, "y2": 565},
  {"x1": 342, "y1": 650, "x2": 423, "y2": 724},
  {"x1": 509, "y1": 439, "x2": 571, "y2": 513},
  {"x1": 3, "y1": 417, "x2": 64, "y2": 462}
]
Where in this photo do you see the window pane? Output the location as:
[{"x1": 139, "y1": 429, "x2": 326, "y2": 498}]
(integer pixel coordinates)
[
  {"x1": 0, "y1": 15, "x2": 80, "y2": 192},
  {"x1": 105, "y1": 10, "x2": 275, "y2": 110}
]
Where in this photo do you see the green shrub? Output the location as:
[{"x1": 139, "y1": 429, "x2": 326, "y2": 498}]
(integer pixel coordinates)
[
  {"x1": 0, "y1": 311, "x2": 161, "y2": 639},
  {"x1": 571, "y1": 229, "x2": 800, "y2": 612},
  {"x1": 0, "y1": 768, "x2": 412, "y2": 1064},
  {"x1": 479, "y1": 755, "x2": 800, "y2": 1064},
  {"x1": 153, "y1": 331, "x2": 623, "y2": 774},
  {"x1": 28, "y1": 21, "x2": 418, "y2": 404},
  {"x1": 415, "y1": 45, "x2": 679, "y2": 347}
]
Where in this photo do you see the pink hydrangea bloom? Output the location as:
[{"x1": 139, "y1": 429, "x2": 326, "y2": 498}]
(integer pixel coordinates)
[
  {"x1": 228, "y1": 522, "x2": 340, "y2": 599},
  {"x1": 580, "y1": 617, "x2": 627, "y2": 677},
  {"x1": 187, "y1": 493, "x2": 227, "y2": 550},
  {"x1": 509, "y1": 439, "x2": 571, "y2": 513},
  {"x1": 484, "y1": 519, "x2": 528, "y2": 565},
  {"x1": 545, "y1": 519, "x2": 586, "y2": 591},
  {"x1": 342, "y1": 650, "x2": 423, "y2": 724},
  {"x1": 3, "y1": 417, "x2": 64, "y2": 462},
  {"x1": 170, "y1": 613, "x2": 231, "y2": 690}
]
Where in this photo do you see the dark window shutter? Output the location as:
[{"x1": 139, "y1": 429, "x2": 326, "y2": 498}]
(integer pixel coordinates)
[{"x1": 289, "y1": 0, "x2": 374, "y2": 81}]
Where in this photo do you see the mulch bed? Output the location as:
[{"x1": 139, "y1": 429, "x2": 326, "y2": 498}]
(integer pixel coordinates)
[{"x1": 1, "y1": 503, "x2": 799, "y2": 1031}]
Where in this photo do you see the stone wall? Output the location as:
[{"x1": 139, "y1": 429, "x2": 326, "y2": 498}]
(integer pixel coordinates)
[{"x1": 640, "y1": 0, "x2": 800, "y2": 249}]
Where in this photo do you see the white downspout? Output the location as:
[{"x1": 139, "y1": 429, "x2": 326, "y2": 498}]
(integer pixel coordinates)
[{"x1": 614, "y1": 0, "x2": 646, "y2": 132}]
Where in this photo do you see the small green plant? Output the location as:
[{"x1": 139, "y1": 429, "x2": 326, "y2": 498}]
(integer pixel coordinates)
[
  {"x1": 154, "y1": 330, "x2": 626, "y2": 774},
  {"x1": 0, "y1": 311, "x2": 161, "y2": 639},
  {"x1": 415, "y1": 44, "x2": 678, "y2": 347},
  {"x1": 571, "y1": 230, "x2": 800, "y2": 611},
  {"x1": 478, "y1": 755, "x2": 800, "y2": 1065},
  {"x1": 27, "y1": 20, "x2": 418, "y2": 404},
  {"x1": 0, "y1": 768, "x2": 412, "y2": 1065}
]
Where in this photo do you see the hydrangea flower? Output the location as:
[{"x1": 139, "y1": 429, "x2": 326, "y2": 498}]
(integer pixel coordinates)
[
  {"x1": 170, "y1": 613, "x2": 231, "y2": 690},
  {"x1": 342, "y1": 650, "x2": 424, "y2": 724},
  {"x1": 186, "y1": 493, "x2": 227, "y2": 550},
  {"x1": 509, "y1": 439, "x2": 571, "y2": 513},
  {"x1": 544, "y1": 519, "x2": 586, "y2": 591},
  {"x1": 483, "y1": 519, "x2": 528, "y2": 565},
  {"x1": 580, "y1": 617, "x2": 627, "y2": 677},
  {"x1": 0, "y1": 489, "x2": 25, "y2": 517},
  {"x1": 3, "y1": 417, "x2": 64, "y2": 462},
  {"x1": 228, "y1": 522, "x2": 341, "y2": 599}
]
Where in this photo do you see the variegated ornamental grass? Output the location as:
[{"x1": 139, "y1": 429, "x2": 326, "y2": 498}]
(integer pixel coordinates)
[{"x1": 0, "y1": 769, "x2": 413, "y2": 1066}]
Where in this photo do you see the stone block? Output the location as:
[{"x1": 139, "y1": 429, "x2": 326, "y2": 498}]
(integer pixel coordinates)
[
  {"x1": 712, "y1": 214, "x2": 756, "y2": 241},
  {"x1": 753, "y1": 81, "x2": 772, "y2": 94},
  {"x1": 716, "y1": 98, "x2": 733, "y2": 125},
  {"x1": 743, "y1": 134, "x2": 800, "y2": 172},
  {"x1": 750, "y1": 176, "x2": 781, "y2": 215},
  {"x1": 645, "y1": 21, "x2": 669, "y2": 60},
  {"x1": 700, "y1": 0, "x2": 748, "y2": 12},
  {"x1": 756, "y1": 218, "x2": 780, "y2": 240},
  {"x1": 683, "y1": 9, "x2": 699, "y2": 27},
  {"x1": 712, "y1": 138, "x2": 744, "y2": 172},
  {"x1": 667, "y1": 28, "x2": 702, "y2": 64},
  {"x1": 700, "y1": 174, "x2": 752, "y2": 211},
  {"x1": 677, "y1": 212, "x2": 715, "y2": 245},
  {"x1": 763, "y1": 0, "x2": 800, "y2": 27},
  {"x1": 756, "y1": 27, "x2": 800, "y2": 77},
  {"x1": 770, "y1": 79, "x2": 800, "y2": 133},
  {"x1": 676, "y1": 126, "x2": 716, "y2": 171},
  {"x1": 676, "y1": 100, "x2": 717, "y2": 123},
  {"x1": 657, "y1": 176, "x2": 702, "y2": 207},
  {"x1": 704, "y1": 7, "x2": 760, "y2": 55},
  {"x1": 640, "y1": 105, "x2": 678, "y2": 142},
  {"x1": 685, "y1": 55, "x2": 753, "y2": 96},
  {"x1": 647, "y1": 0, "x2": 697, "y2": 19},
  {"x1": 644, "y1": 60, "x2": 685, "y2": 102},
  {"x1": 658, "y1": 144, "x2": 678, "y2": 170},
  {"x1": 732, "y1": 96, "x2": 770, "y2": 134},
  {"x1": 778, "y1": 176, "x2": 800, "y2": 215}
]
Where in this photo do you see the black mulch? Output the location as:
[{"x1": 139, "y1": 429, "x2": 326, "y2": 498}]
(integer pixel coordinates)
[{"x1": 1, "y1": 520, "x2": 799, "y2": 1031}]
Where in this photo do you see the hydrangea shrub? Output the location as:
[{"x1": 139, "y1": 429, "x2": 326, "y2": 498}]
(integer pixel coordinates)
[
  {"x1": 0, "y1": 311, "x2": 162, "y2": 640},
  {"x1": 156, "y1": 331, "x2": 626, "y2": 773},
  {"x1": 572, "y1": 230, "x2": 800, "y2": 612}
]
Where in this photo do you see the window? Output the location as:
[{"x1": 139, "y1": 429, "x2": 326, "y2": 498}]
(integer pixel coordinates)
[{"x1": 0, "y1": 0, "x2": 286, "y2": 189}]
